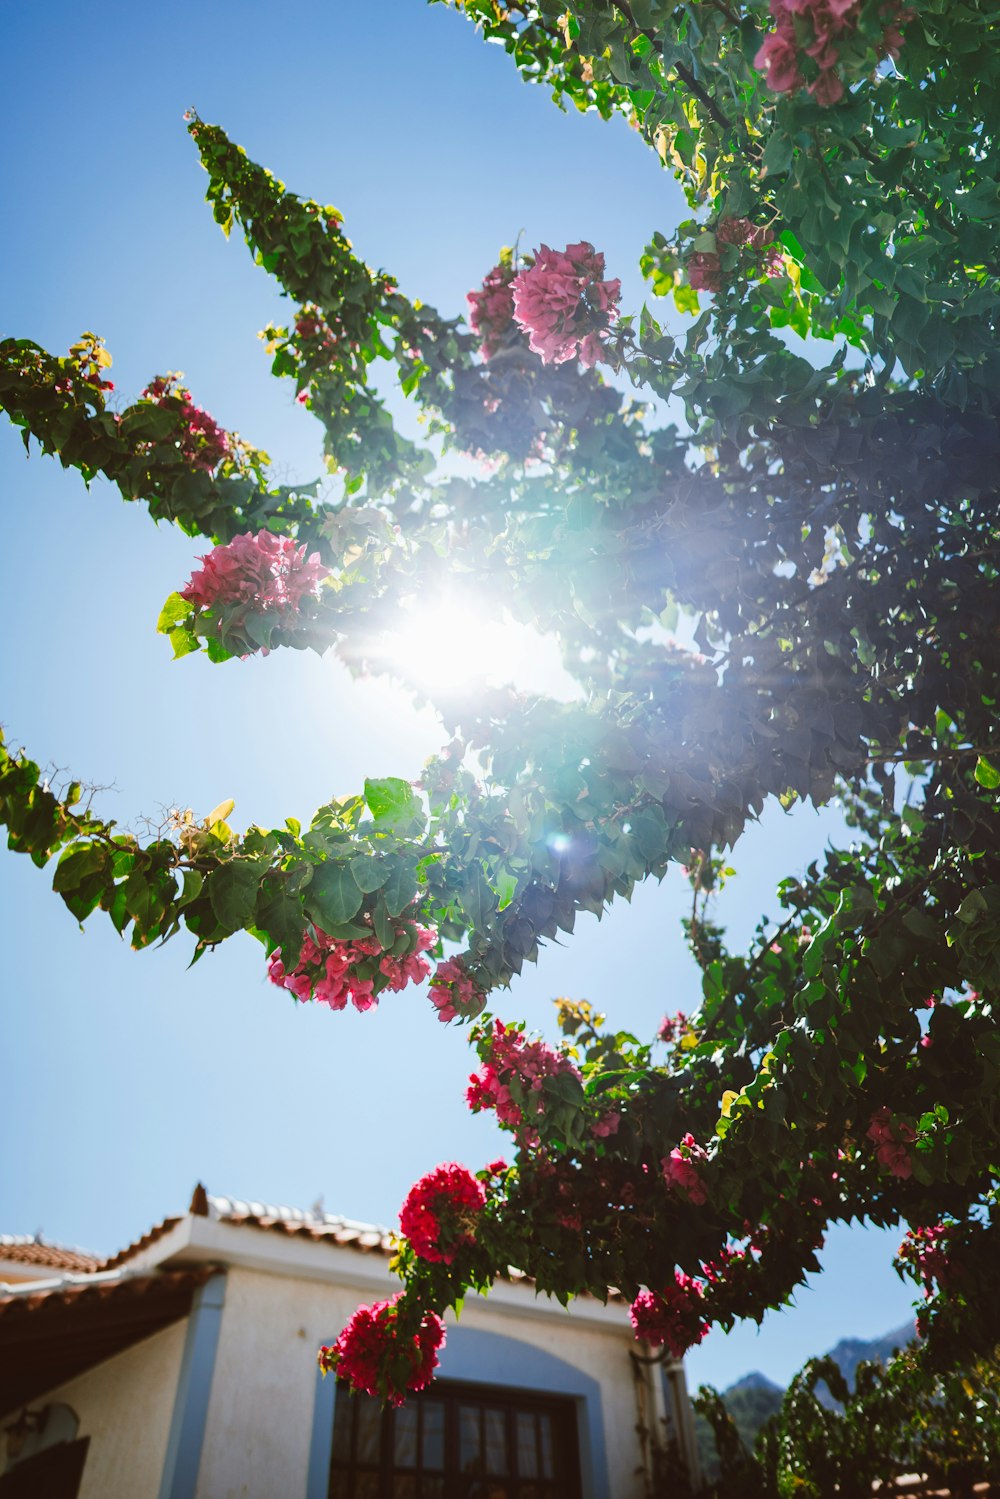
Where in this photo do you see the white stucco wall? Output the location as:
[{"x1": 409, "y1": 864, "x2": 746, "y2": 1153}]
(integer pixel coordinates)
[
  {"x1": 3, "y1": 1316, "x2": 187, "y2": 1499},
  {"x1": 195, "y1": 1256, "x2": 647, "y2": 1499}
]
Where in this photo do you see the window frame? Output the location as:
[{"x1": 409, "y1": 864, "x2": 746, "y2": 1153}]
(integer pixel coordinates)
[
  {"x1": 326, "y1": 1376, "x2": 582, "y2": 1498},
  {"x1": 307, "y1": 1324, "x2": 610, "y2": 1499}
]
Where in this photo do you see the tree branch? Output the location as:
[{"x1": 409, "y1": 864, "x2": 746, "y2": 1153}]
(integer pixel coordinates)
[{"x1": 613, "y1": 0, "x2": 734, "y2": 135}]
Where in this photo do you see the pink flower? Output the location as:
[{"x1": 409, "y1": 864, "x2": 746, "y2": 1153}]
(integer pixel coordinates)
[
  {"x1": 269, "y1": 915, "x2": 436, "y2": 1013},
  {"x1": 511, "y1": 242, "x2": 620, "y2": 367},
  {"x1": 754, "y1": 23, "x2": 803, "y2": 93},
  {"x1": 319, "y1": 1293, "x2": 445, "y2": 1405},
  {"x1": 754, "y1": 0, "x2": 910, "y2": 104},
  {"x1": 466, "y1": 1019, "x2": 581, "y2": 1145},
  {"x1": 629, "y1": 1276, "x2": 709, "y2": 1358},
  {"x1": 591, "y1": 1109, "x2": 621, "y2": 1139},
  {"x1": 466, "y1": 262, "x2": 517, "y2": 360},
  {"x1": 181, "y1": 529, "x2": 329, "y2": 617},
  {"x1": 428, "y1": 957, "x2": 485, "y2": 1024},
  {"x1": 687, "y1": 252, "x2": 723, "y2": 294},
  {"x1": 866, "y1": 1108, "x2": 916, "y2": 1178},
  {"x1": 661, "y1": 1134, "x2": 709, "y2": 1206},
  {"x1": 399, "y1": 1163, "x2": 487, "y2": 1264},
  {"x1": 898, "y1": 1223, "x2": 956, "y2": 1292},
  {"x1": 657, "y1": 1011, "x2": 688, "y2": 1045},
  {"x1": 142, "y1": 373, "x2": 231, "y2": 470}
]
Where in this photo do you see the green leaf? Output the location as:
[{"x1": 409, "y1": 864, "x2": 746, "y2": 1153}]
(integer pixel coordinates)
[
  {"x1": 306, "y1": 860, "x2": 364, "y2": 929},
  {"x1": 381, "y1": 860, "x2": 419, "y2": 917},
  {"x1": 350, "y1": 855, "x2": 390, "y2": 893},
  {"x1": 371, "y1": 895, "x2": 395, "y2": 952},
  {"x1": 364, "y1": 776, "x2": 423, "y2": 830},
  {"x1": 169, "y1": 626, "x2": 200, "y2": 660},
  {"x1": 53, "y1": 842, "x2": 106, "y2": 893},
  {"x1": 209, "y1": 861, "x2": 264, "y2": 933},
  {"x1": 761, "y1": 130, "x2": 793, "y2": 178},
  {"x1": 157, "y1": 592, "x2": 192, "y2": 633},
  {"x1": 974, "y1": 755, "x2": 1000, "y2": 789}
]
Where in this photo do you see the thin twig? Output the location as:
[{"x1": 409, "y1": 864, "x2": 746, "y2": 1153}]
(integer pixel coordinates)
[{"x1": 613, "y1": 0, "x2": 734, "y2": 134}]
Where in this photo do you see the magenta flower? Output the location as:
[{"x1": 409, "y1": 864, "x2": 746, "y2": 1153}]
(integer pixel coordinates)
[
  {"x1": 399, "y1": 1163, "x2": 487, "y2": 1264},
  {"x1": 510, "y1": 242, "x2": 621, "y2": 367},
  {"x1": 268, "y1": 916, "x2": 435, "y2": 1013},
  {"x1": 866, "y1": 1107, "x2": 916, "y2": 1178},
  {"x1": 319, "y1": 1294, "x2": 445, "y2": 1405},
  {"x1": 661, "y1": 1133, "x2": 709, "y2": 1206},
  {"x1": 428, "y1": 957, "x2": 486, "y2": 1024},
  {"x1": 181, "y1": 530, "x2": 330, "y2": 618},
  {"x1": 466, "y1": 262, "x2": 517, "y2": 360},
  {"x1": 629, "y1": 1275, "x2": 710, "y2": 1358}
]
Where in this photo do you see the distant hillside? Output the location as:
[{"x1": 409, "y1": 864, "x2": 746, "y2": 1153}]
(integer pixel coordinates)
[
  {"x1": 693, "y1": 1321, "x2": 917, "y2": 1478},
  {"x1": 719, "y1": 1371, "x2": 784, "y2": 1445},
  {"x1": 815, "y1": 1320, "x2": 915, "y2": 1408}
]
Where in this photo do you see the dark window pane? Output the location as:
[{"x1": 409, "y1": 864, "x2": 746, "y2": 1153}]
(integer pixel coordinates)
[
  {"x1": 422, "y1": 1400, "x2": 445, "y2": 1471},
  {"x1": 395, "y1": 1404, "x2": 418, "y2": 1468},
  {"x1": 355, "y1": 1398, "x2": 383, "y2": 1466},
  {"x1": 421, "y1": 1481, "x2": 444, "y2": 1499},
  {"x1": 460, "y1": 1405, "x2": 482, "y2": 1474},
  {"x1": 393, "y1": 1478, "x2": 417, "y2": 1499},
  {"x1": 520, "y1": 1486, "x2": 541, "y2": 1499},
  {"x1": 538, "y1": 1413, "x2": 554, "y2": 1479},
  {"x1": 516, "y1": 1411, "x2": 537, "y2": 1478},
  {"x1": 332, "y1": 1390, "x2": 353, "y2": 1462},
  {"x1": 484, "y1": 1409, "x2": 508, "y2": 1475},
  {"x1": 354, "y1": 1474, "x2": 379, "y2": 1499}
]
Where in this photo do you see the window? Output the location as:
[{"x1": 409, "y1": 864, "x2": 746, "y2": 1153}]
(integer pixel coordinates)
[{"x1": 328, "y1": 1379, "x2": 582, "y2": 1499}]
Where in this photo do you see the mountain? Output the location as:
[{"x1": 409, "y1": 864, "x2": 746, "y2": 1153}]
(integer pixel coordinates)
[
  {"x1": 719, "y1": 1371, "x2": 785, "y2": 1444},
  {"x1": 692, "y1": 1321, "x2": 917, "y2": 1477},
  {"x1": 815, "y1": 1320, "x2": 915, "y2": 1408}
]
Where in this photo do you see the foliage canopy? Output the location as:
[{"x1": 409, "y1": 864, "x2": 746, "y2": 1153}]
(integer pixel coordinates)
[{"x1": 2, "y1": 0, "x2": 998, "y2": 1454}]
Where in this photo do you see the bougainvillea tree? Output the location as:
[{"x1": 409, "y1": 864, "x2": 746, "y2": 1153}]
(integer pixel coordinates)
[{"x1": 2, "y1": 0, "x2": 998, "y2": 1416}]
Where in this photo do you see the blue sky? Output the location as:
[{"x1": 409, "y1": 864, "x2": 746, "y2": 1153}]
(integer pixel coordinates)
[{"x1": 0, "y1": 0, "x2": 915, "y2": 1389}]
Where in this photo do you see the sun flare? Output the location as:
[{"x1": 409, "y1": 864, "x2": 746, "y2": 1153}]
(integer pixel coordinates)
[{"x1": 380, "y1": 596, "x2": 577, "y2": 701}]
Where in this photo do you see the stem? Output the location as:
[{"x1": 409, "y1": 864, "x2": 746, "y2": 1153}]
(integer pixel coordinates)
[{"x1": 613, "y1": 0, "x2": 734, "y2": 135}]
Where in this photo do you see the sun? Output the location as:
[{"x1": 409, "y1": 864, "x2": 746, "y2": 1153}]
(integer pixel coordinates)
[{"x1": 379, "y1": 594, "x2": 578, "y2": 701}]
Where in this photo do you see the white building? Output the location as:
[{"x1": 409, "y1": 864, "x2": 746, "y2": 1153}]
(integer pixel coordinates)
[{"x1": 0, "y1": 1186, "x2": 700, "y2": 1498}]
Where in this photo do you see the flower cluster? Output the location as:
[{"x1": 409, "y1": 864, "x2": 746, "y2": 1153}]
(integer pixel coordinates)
[
  {"x1": 181, "y1": 530, "x2": 330, "y2": 623},
  {"x1": 293, "y1": 305, "x2": 337, "y2": 351},
  {"x1": 399, "y1": 1162, "x2": 487, "y2": 1264},
  {"x1": 319, "y1": 1293, "x2": 445, "y2": 1405},
  {"x1": 687, "y1": 217, "x2": 783, "y2": 296},
  {"x1": 428, "y1": 957, "x2": 486, "y2": 1024},
  {"x1": 466, "y1": 261, "x2": 517, "y2": 361},
  {"x1": 467, "y1": 1019, "x2": 581, "y2": 1147},
  {"x1": 268, "y1": 915, "x2": 436, "y2": 1013},
  {"x1": 629, "y1": 1275, "x2": 710, "y2": 1359},
  {"x1": 898, "y1": 1223, "x2": 956, "y2": 1294},
  {"x1": 657, "y1": 1011, "x2": 688, "y2": 1045},
  {"x1": 866, "y1": 1106, "x2": 917, "y2": 1179},
  {"x1": 511, "y1": 242, "x2": 620, "y2": 367},
  {"x1": 143, "y1": 372, "x2": 231, "y2": 470},
  {"x1": 661, "y1": 1133, "x2": 709, "y2": 1206},
  {"x1": 591, "y1": 1108, "x2": 621, "y2": 1139},
  {"x1": 755, "y1": 0, "x2": 910, "y2": 108}
]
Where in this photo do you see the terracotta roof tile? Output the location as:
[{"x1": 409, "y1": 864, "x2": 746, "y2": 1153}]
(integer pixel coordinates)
[
  {"x1": 0, "y1": 1234, "x2": 101, "y2": 1274},
  {"x1": 99, "y1": 1216, "x2": 183, "y2": 1272},
  {"x1": 0, "y1": 1265, "x2": 217, "y2": 1417},
  {"x1": 100, "y1": 1190, "x2": 395, "y2": 1270}
]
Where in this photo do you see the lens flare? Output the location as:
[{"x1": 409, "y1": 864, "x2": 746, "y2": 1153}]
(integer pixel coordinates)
[{"x1": 381, "y1": 596, "x2": 578, "y2": 700}]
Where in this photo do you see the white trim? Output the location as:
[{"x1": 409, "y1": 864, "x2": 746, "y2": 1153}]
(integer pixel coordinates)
[{"x1": 155, "y1": 1215, "x2": 630, "y2": 1331}]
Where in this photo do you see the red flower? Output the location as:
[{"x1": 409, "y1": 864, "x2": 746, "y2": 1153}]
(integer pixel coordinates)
[
  {"x1": 320, "y1": 1293, "x2": 445, "y2": 1405},
  {"x1": 399, "y1": 1163, "x2": 487, "y2": 1263}
]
